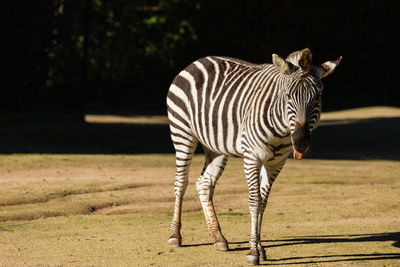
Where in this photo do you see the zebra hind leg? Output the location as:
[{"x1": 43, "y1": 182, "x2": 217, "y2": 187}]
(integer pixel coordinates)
[
  {"x1": 243, "y1": 153, "x2": 263, "y2": 266},
  {"x1": 167, "y1": 137, "x2": 198, "y2": 247},
  {"x1": 196, "y1": 148, "x2": 229, "y2": 251}
]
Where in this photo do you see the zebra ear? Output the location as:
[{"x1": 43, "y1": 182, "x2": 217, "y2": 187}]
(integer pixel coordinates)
[
  {"x1": 298, "y1": 48, "x2": 312, "y2": 74},
  {"x1": 315, "y1": 56, "x2": 343, "y2": 78},
  {"x1": 272, "y1": 54, "x2": 294, "y2": 75}
]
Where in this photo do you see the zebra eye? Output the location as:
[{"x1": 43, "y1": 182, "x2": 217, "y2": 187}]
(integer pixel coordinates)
[{"x1": 286, "y1": 94, "x2": 292, "y2": 101}]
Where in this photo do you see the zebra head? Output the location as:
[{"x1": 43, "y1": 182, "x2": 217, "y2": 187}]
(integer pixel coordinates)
[{"x1": 272, "y1": 48, "x2": 342, "y2": 160}]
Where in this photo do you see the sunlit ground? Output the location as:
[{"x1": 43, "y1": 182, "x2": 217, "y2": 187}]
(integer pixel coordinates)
[{"x1": 1, "y1": 106, "x2": 399, "y2": 266}]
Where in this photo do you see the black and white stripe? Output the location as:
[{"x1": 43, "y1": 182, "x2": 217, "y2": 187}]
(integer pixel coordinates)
[{"x1": 166, "y1": 48, "x2": 341, "y2": 265}]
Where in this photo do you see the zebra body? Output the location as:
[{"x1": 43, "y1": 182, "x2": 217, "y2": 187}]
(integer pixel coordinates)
[
  {"x1": 168, "y1": 56, "x2": 292, "y2": 159},
  {"x1": 166, "y1": 48, "x2": 341, "y2": 265}
]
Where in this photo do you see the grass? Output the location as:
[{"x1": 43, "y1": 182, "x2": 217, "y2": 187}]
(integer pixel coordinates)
[
  {"x1": 306, "y1": 180, "x2": 346, "y2": 184},
  {"x1": 0, "y1": 227, "x2": 15, "y2": 232},
  {"x1": 320, "y1": 106, "x2": 400, "y2": 121},
  {"x1": 217, "y1": 212, "x2": 244, "y2": 216},
  {"x1": 0, "y1": 106, "x2": 400, "y2": 266},
  {"x1": 0, "y1": 154, "x2": 399, "y2": 266}
]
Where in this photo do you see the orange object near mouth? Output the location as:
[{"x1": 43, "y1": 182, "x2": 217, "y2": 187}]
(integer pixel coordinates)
[{"x1": 293, "y1": 150, "x2": 303, "y2": 160}]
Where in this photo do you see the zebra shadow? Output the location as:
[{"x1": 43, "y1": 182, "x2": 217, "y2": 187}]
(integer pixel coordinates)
[{"x1": 183, "y1": 232, "x2": 400, "y2": 265}]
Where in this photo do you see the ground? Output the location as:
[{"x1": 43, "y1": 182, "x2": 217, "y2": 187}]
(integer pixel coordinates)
[{"x1": 0, "y1": 107, "x2": 399, "y2": 266}]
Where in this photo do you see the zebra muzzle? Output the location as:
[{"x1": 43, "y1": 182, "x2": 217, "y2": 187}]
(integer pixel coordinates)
[
  {"x1": 293, "y1": 150, "x2": 303, "y2": 160},
  {"x1": 292, "y1": 120, "x2": 311, "y2": 159}
]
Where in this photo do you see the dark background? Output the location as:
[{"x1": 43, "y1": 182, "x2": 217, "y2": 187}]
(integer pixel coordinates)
[
  {"x1": 2, "y1": 0, "x2": 400, "y2": 115},
  {"x1": 1, "y1": 0, "x2": 399, "y2": 158}
]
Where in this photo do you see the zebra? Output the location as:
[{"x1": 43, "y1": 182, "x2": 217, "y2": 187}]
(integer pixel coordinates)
[{"x1": 166, "y1": 48, "x2": 341, "y2": 265}]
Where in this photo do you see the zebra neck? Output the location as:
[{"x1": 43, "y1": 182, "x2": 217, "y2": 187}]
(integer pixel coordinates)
[{"x1": 263, "y1": 84, "x2": 291, "y2": 137}]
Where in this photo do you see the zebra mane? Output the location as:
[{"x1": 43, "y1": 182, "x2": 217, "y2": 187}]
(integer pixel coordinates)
[{"x1": 214, "y1": 56, "x2": 266, "y2": 69}]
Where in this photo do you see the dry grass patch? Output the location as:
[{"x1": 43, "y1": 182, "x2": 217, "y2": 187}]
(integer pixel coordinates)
[
  {"x1": 1, "y1": 106, "x2": 400, "y2": 265},
  {"x1": 0, "y1": 154, "x2": 399, "y2": 265}
]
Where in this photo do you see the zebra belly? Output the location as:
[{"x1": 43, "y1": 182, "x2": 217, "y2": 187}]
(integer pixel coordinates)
[{"x1": 191, "y1": 117, "x2": 244, "y2": 157}]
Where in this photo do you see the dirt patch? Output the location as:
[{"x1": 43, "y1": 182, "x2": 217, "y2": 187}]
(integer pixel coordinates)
[
  {"x1": 0, "y1": 155, "x2": 399, "y2": 266},
  {"x1": 0, "y1": 107, "x2": 400, "y2": 265}
]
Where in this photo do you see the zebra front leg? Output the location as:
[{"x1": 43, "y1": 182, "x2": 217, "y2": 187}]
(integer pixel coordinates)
[
  {"x1": 256, "y1": 165, "x2": 270, "y2": 261},
  {"x1": 167, "y1": 139, "x2": 197, "y2": 247},
  {"x1": 257, "y1": 161, "x2": 285, "y2": 261},
  {"x1": 257, "y1": 205, "x2": 267, "y2": 261},
  {"x1": 197, "y1": 151, "x2": 229, "y2": 251},
  {"x1": 244, "y1": 154, "x2": 262, "y2": 265}
]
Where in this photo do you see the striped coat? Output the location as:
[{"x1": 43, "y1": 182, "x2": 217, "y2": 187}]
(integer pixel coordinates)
[{"x1": 167, "y1": 48, "x2": 341, "y2": 265}]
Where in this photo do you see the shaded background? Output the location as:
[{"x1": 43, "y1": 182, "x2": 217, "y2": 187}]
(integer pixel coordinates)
[
  {"x1": 3, "y1": 0, "x2": 400, "y2": 114},
  {"x1": 1, "y1": 0, "x2": 400, "y2": 158}
]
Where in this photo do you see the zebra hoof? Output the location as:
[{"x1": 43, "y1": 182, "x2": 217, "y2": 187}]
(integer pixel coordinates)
[
  {"x1": 259, "y1": 251, "x2": 267, "y2": 261},
  {"x1": 214, "y1": 241, "x2": 229, "y2": 251},
  {"x1": 246, "y1": 254, "x2": 259, "y2": 265},
  {"x1": 258, "y1": 247, "x2": 267, "y2": 261},
  {"x1": 167, "y1": 237, "x2": 181, "y2": 247}
]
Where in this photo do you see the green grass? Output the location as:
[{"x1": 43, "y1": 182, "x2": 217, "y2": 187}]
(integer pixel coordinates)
[
  {"x1": 217, "y1": 212, "x2": 244, "y2": 216},
  {"x1": 308, "y1": 180, "x2": 346, "y2": 184},
  {"x1": 0, "y1": 227, "x2": 15, "y2": 232}
]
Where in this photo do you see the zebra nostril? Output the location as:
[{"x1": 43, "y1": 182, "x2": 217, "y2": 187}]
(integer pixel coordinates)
[{"x1": 294, "y1": 120, "x2": 306, "y2": 129}]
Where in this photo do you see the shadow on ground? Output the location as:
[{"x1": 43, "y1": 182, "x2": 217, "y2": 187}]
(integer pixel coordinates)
[
  {"x1": 0, "y1": 119, "x2": 172, "y2": 154},
  {"x1": 262, "y1": 253, "x2": 400, "y2": 266},
  {"x1": 309, "y1": 117, "x2": 400, "y2": 160},
  {"x1": 0, "y1": 115, "x2": 399, "y2": 160},
  {"x1": 183, "y1": 232, "x2": 400, "y2": 265}
]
